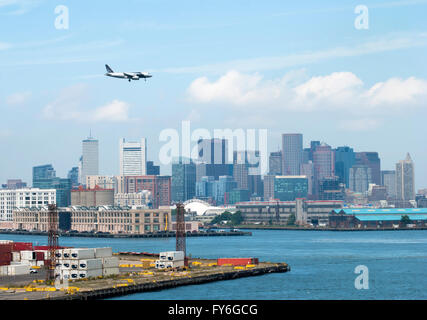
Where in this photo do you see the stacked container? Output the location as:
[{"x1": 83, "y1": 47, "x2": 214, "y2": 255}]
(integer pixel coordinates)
[
  {"x1": 94, "y1": 248, "x2": 119, "y2": 277},
  {"x1": 54, "y1": 247, "x2": 119, "y2": 280},
  {"x1": 0, "y1": 242, "x2": 13, "y2": 267},
  {"x1": 155, "y1": 251, "x2": 185, "y2": 269}
]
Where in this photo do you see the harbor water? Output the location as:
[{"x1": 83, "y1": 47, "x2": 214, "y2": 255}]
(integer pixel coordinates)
[{"x1": 1, "y1": 230, "x2": 426, "y2": 299}]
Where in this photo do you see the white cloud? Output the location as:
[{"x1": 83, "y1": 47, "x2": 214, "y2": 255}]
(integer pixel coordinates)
[
  {"x1": 43, "y1": 84, "x2": 132, "y2": 123},
  {"x1": 187, "y1": 70, "x2": 427, "y2": 130},
  {"x1": 5, "y1": 91, "x2": 31, "y2": 106},
  {"x1": 365, "y1": 77, "x2": 427, "y2": 107},
  {"x1": 91, "y1": 100, "x2": 130, "y2": 122}
]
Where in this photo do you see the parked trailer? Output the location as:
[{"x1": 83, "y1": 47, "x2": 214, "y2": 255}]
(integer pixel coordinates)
[
  {"x1": 7, "y1": 264, "x2": 30, "y2": 276},
  {"x1": 0, "y1": 265, "x2": 8, "y2": 275},
  {"x1": 20, "y1": 259, "x2": 37, "y2": 267},
  {"x1": 165, "y1": 260, "x2": 184, "y2": 269},
  {"x1": 20, "y1": 251, "x2": 36, "y2": 260},
  {"x1": 79, "y1": 258, "x2": 102, "y2": 270},
  {"x1": 159, "y1": 251, "x2": 184, "y2": 262},
  {"x1": 95, "y1": 247, "x2": 113, "y2": 258},
  {"x1": 70, "y1": 248, "x2": 95, "y2": 260},
  {"x1": 78, "y1": 269, "x2": 102, "y2": 279},
  {"x1": 11, "y1": 252, "x2": 21, "y2": 262},
  {"x1": 102, "y1": 267, "x2": 120, "y2": 277},
  {"x1": 102, "y1": 257, "x2": 119, "y2": 268}
]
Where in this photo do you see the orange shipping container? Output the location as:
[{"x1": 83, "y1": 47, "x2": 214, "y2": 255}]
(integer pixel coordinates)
[{"x1": 217, "y1": 258, "x2": 259, "y2": 266}]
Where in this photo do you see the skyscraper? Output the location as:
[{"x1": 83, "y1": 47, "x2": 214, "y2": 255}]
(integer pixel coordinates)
[
  {"x1": 381, "y1": 170, "x2": 396, "y2": 199},
  {"x1": 82, "y1": 136, "x2": 99, "y2": 184},
  {"x1": 281, "y1": 134, "x2": 303, "y2": 175},
  {"x1": 32, "y1": 164, "x2": 56, "y2": 185},
  {"x1": 263, "y1": 175, "x2": 275, "y2": 201},
  {"x1": 67, "y1": 167, "x2": 79, "y2": 188},
  {"x1": 396, "y1": 153, "x2": 415, "y2": 201},
  {"x1": 213, "y1": 176, "x2": 237, "y2": 205},
  {"x1": 146, "y1": 161, "x2": 160, "y2": 175},
  {"x1": 334, "y1": 146, "x2": 355, "y2": 188},
  {"x1": 269, "y1": 151, "x2": 282, "y2": 175},
  {"x1": 349, "y1": 165, "x2": 372, "y2": 193},
  {"x1": 312, "y1": 143, "x2": 335, "y2": 196},
  {"x1": 119, "y1": 138, "x2": 147, "y2": 176},
  {"x1": 300, "y1": 161, "x2": 314, "y2": 196},
  {"x1": 172, "y1": 157, "x2": 196, "y2": 202},
  {"x1": 198, "y1": 138, "x2": 228, "y2": 165},
  {"x1": 355, "y1": 152, "x2": 381, "y2": 185}
]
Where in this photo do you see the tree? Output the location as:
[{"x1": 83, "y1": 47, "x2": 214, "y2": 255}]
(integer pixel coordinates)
[
  {"x1": 400, "y1": 215, "x2": 411, "y2": 225},
  {"x1": 209, "y1": 211, "x2": 243, "y2": 226},
  {"x1": 231, "y1": 211, "x2": 243, "y2": 225}
]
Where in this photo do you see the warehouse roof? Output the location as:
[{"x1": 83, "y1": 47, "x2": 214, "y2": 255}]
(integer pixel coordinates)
[
  {"x1": 333, "y1": 208, "x2": 427, "y2": 215},
  {"x1": 354, "y1": 214, "x2": 427, "y2": 221}
]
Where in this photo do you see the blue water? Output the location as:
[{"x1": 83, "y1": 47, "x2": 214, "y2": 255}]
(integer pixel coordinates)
[{"x1": 1, "y1": 230, "x2": 426, "y2": 299}]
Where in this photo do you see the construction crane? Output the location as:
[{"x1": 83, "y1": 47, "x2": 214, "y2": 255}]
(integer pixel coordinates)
[
  {"x1": 175, "y1": 203, "x2": 187, "y2": 266},
  {"x1": 46, "y1": 204, "x2": 59, "y2": 282}
]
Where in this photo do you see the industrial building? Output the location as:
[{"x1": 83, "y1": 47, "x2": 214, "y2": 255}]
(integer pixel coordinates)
[
  {"x1": 236, "y1": 199, "x2": 343, "y2": 226},
  {"x1": 71, "y1": 186, "x2": 114, "y2": 206},
  {"x1": 329, "y1": 208, "x2": 427, "y2": 228},
  {"x1": 0, "y1": 188, "x2": 56, "y2": 221},
  {"x1": 13, "y1": 206, "x2": 172, "y2": 234}
]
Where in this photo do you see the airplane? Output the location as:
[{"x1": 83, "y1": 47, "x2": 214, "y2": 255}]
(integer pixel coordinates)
[{"x1": 105, "y1": 64, "x2": 152, "y2": 82}]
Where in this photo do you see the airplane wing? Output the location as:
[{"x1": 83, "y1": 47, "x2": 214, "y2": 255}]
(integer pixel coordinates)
[{"x1": 124, "y1": 72, "x2": 137, "y2": 78}]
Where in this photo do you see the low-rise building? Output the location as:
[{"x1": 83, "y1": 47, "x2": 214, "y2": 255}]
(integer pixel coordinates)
[
  {"x1": 13, "y1": 206, "x2": 172, "y2": 235},
  {"x1": 329, "y1": 208, "x2": 427, "y2": 228},
  {"x1": 236, "y1": 199, "x2": 343, "y2": 226}
]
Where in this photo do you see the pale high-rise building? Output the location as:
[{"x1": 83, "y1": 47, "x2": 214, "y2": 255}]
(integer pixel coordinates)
[
  {"x1": 119, "y1": 138, "x2": 147, "y2": 176},
  {"x1": 81, "y1": 136, "x2": 99, "y2": 185},
  {"x1": 396, "y1": 153, "x2": 415, "y2": 201},
  {"x1": 281, "y1": 134, "x2": 303, "y2": 176}
]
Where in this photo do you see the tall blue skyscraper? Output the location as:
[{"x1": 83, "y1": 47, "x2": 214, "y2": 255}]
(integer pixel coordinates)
[
  {"x1": 213, "y1": 176, "x2": 237, "y2": 205},
  {"x1": 334, "y1": 146, "x2": 355, "y2": 188},
  {"x1": 32, "y1": 164, "x2": 56, "y2": 185},
  {"x1": 172, "y1": 157, "x2": 196, "y2": 202},
  {"x1": 33, "y1": 164, "x2": 71, "y2": 207},
  {"x1": 67, "y1": 167, "x2": 79, "y2": 188}
]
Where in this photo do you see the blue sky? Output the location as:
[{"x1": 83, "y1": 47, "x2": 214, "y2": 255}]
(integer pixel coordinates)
[{"x1": 0, "y1": 0, "x2": 426, "y2": 189}]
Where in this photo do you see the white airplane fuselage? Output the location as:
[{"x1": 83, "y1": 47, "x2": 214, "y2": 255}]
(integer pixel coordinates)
[{"x1": 104, "y1": 65, "x2": 152, "y2": 82}]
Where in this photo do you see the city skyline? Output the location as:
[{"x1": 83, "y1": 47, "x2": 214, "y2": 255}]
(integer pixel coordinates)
[
  {"x1": 0, "y1": 1, "x2": 426, "y2": 189},
  {"x1": 1, "y1": 131, "x2": 422, "y2": 190}
]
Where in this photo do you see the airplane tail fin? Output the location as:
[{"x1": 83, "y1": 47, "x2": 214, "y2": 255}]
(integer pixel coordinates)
[{"x1": 105, "y1": 64, "x2": 114, "y2": 73}]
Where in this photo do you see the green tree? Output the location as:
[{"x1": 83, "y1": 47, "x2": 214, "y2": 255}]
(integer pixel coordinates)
[
  {"x1": 210, "y1": 211, "x2": 232, "y2": 225},
  {"x1": 400, "y1": 215, "x2": 411, "y2": 225},
  {"x1": 230, "y1": 211, "x2": 243, "y2": 225}
]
